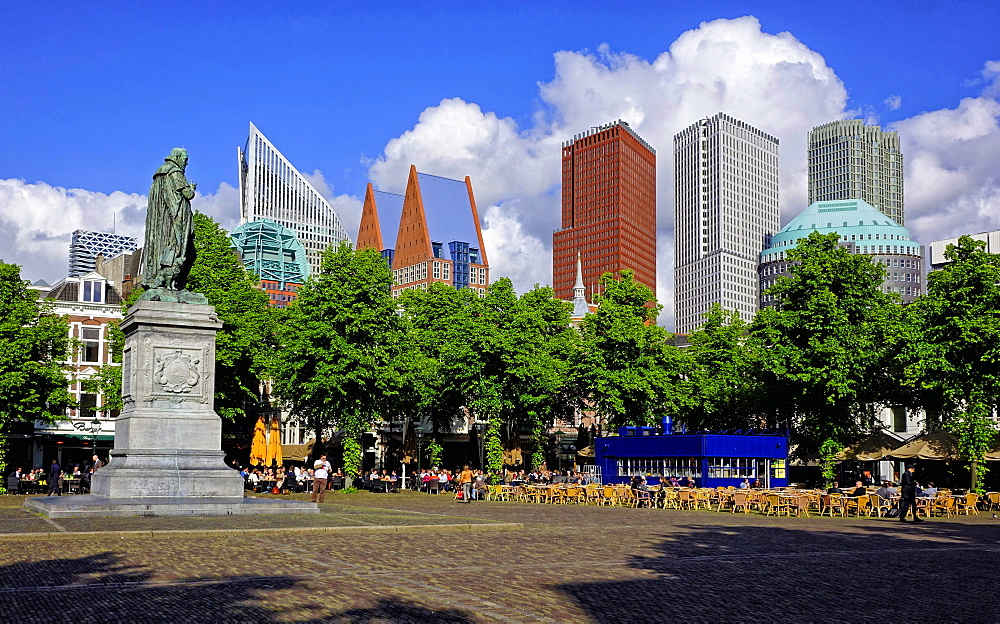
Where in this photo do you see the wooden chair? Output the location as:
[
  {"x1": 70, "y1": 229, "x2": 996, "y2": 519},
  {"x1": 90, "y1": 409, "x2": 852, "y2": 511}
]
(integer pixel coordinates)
[
  {"x1": 790, "y1": 494, "x2": 811, "y2": 517},
  {"x1": 601, "y1": 485, "x2": 618, "y2": 506},
  {"x1": 985, "y1": 492, "x2": 1000, "y2": 511},
  {"x1": 565, "y1": 486, "x2": 586, "y2": 505},
  {"x1": 678, "y1": 490, "x2": 696, "y2": 510},
  {"x1": 869, "y1": 494, "x2": 891, "y2": 517},
  {"x1": 633, "y1": 488, "x2": 653, "y2": 508},
  {"x1": 820, "y1": 494, "x2": 845, "y2": 517},
  {"x1": 956, "y1": 493, "x2": 980, "y2": 515},
  {"x1": 730, "y1": 492, "x2": 750, "y2": 513},
  {"x1": 662, "y1": 490, "x2": 680, "y2": 510},
  {"x1": 764, "y1": 493, "x2": 792, "y2": 516},
  {"x1": 694, "y1": 490, "x2": 712, "y2": 510},
  {"x1": 928, "y1": 495, "x2": 954, "y2": 518},
  {"x1": 584, "y1": 485, "x2": 603, "y2": 505},
  {"x1": 851, "y1": 495, "x2": 872, "y2": 517}
]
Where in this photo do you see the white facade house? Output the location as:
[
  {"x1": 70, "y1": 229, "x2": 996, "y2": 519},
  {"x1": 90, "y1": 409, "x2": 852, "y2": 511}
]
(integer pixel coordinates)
[
  {"x1": 238, "y1": 122, "x2": 351, "y2": 276},
  {"x1": 673, "y1": 112, "x2": 780, "y2": 335},
  {"x1": 31, "y1": 271, "x2": 123, "y2": 467}
]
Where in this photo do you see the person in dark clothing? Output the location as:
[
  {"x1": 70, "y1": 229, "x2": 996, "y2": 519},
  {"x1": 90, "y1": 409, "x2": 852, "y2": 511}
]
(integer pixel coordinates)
[
  {"x1": 898, "y1": 464, "x2": 923, "y2": 522},
  {"x1": 47, "y1": 459, "x2": 61, "y2": 496}
]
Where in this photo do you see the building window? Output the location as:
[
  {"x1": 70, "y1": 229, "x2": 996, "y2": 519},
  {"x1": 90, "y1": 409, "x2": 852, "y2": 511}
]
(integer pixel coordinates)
[
  {"x1": 80, "y1": 393, "x2": 98, "y2": 418},
  {"x1": 892, "y1": 407, "x2": 907, "y2": 433},
  {"x1": 81, "y1": 327, "x2": 101, "y2": 363},
  {"x1": 82, "y1": 280, "x2": 103, "y2": 303}
]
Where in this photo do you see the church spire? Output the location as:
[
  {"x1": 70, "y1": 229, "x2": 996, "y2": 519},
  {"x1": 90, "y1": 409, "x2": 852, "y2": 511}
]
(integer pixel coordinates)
[{"x1": 571, "y1": 251, "x2": 590, "y2": 317}]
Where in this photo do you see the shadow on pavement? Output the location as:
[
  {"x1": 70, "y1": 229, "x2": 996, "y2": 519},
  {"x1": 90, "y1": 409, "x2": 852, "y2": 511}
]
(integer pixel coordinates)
[
  {"x1": 0, "y1": 551, "x2": 302, "y2": 622},
  {"x1": 331, "y1": 598, "x2": 474, "y2": 623},
  {"x1": 559, "y1": 519, "x2": 1000, "y2": 623}
]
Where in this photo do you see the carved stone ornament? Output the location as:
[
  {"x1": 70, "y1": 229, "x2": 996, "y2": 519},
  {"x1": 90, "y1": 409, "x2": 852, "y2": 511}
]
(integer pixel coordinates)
[{"x1": 154, "y1": 349, "x2": 201, "y2": 393}]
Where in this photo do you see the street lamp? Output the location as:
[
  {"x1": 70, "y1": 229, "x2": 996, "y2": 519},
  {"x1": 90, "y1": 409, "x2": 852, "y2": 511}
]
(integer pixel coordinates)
[
  {"x1": 415, "y1": 427, "x2": 428, "y2": 482},
  {"x1": 474, "y1": 421, "x2": 487, "y2": 470},
  {"x1": 89, "y1": 417, "x2": 101, "y2": 454}
]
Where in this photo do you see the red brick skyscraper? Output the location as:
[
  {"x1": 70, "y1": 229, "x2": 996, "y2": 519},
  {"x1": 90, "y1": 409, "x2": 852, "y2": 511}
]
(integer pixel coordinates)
[{"x1": 552, "y1": 120, "x2": 656, "y2": 301}]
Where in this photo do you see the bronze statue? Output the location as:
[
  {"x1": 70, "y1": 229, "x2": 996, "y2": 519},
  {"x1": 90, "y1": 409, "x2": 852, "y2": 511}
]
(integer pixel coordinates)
[{"x1": 139, "y1": 148, "x2": 205, "y2": 303}]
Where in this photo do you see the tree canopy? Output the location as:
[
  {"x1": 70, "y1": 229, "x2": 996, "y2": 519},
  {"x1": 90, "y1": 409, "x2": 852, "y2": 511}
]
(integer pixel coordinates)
[
  {"x1": 904, "y1": 235, "x2": 1000, "y2": 491},
  {"x1": 0, "y1": 261, "x2": 73, "y2": 429},
  {"x1": 272, "y1": 242, "x2": 407, "y2": 474},
  {"x1": 575, "y1": 270, "x2": 688, "y2": 431},
  {"x1": 748, "y1": 231, "x2": 901, "y2": 466}
]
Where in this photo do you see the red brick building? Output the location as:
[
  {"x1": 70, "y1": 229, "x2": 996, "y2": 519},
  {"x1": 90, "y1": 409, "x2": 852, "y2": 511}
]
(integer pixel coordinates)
[
  {"x1": 358, "y1": 165, "x2": 489, "y2": 297},
  {"x1": 552, "y1": 120, "x2": 657, "y2": 301}
]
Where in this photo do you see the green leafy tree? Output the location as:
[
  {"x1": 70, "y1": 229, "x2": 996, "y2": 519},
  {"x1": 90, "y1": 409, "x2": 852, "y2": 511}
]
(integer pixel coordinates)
[
  {"x1": 904, "y1": 235, "x2": 1000, "y2": 492},
  {"x1": 681, "y1": 304, "x2": 759, "y2": 430},
  {"x1": 272, "y1": 242, "x2": 406, "y2": 475},
  {"x1": 576, "y1": 270, "x2": 689, "y2": 430},
  {"x1": 473, "y1": 280, "x2": 578, "y2": 477},
  {"x1": 0, "y1": 261, "x2": 74, "y2": 426},
  {"x1": 748, "y1": 231, "x2": 900, "y2": 478},
  {"x1": 0, "y1": 262, "x2": 74, "y2": 489},
  {"x1": 187, "y1": 212, "x2": 278, "y2": 421},
  {"x1": 83, "y1": 214, "x2": 277, "y2": 424}
]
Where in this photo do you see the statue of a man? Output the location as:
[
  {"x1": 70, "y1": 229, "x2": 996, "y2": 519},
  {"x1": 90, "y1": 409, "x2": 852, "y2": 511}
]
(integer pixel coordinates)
[{"x1": 141, "y1": 148, "x2": 197, "y2": 292}]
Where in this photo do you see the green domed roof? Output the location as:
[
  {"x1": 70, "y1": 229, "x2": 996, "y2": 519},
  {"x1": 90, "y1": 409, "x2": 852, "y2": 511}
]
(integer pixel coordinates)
[
  {"x1": 230, "y1": 218, "x2": 311, "y2": 285},
  {"x1": 761, "y1": 199, "x2": 919, "y2": 262}
]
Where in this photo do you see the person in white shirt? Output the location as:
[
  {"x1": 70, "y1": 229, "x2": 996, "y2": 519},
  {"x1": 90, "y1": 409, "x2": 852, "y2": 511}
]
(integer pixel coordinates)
[{"x1": 312, "y1": 455, "x2": 332, "y2": 503}]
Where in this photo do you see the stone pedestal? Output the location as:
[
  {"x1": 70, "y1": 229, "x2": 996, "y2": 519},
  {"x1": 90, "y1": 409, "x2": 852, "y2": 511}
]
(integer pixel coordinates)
[
  {"x1": 28, "y1": 300, "x2": 317, "y2": 517},
  {"x1": 91, "y1": 300, "x2": 243, "y2": 498}
]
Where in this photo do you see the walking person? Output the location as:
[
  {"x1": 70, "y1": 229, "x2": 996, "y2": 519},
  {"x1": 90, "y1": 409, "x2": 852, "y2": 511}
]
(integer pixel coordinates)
[
  {"x1": 458, "y1": 465, "x2": 474, "y2": 503},
  {"x1": 47, "y1": 459, "x2": 61, "y2": 496},
  {"x1": 898, "y1": 464, "x2": 923, "y2": 523},
  {"x1": 311, "y1": 454, "x2": 331, "y2": 503}
]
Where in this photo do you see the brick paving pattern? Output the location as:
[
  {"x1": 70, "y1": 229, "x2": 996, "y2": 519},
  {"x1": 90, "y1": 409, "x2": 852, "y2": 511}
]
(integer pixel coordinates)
[{"x1": 1, "y1": 492, "x2": 999, "y2": 622}]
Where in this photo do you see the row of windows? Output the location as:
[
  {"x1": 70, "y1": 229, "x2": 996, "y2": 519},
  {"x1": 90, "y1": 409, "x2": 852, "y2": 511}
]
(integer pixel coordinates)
[{"x1": 617, "y1": 458, "x2": 699, "y2": 478}]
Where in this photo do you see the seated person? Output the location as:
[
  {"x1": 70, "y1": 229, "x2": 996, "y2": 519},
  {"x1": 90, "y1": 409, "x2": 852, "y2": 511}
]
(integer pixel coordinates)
[
  {"x1": 919, "y1": 481, "x2": 937, "y2": 498},
  {"x1": 827, "y1": 481, "x2": 843, "y2": 494},
  {"x1": 739, "y1": 478, "x2": 750, "y2": 489},
  {"x1": 850, "y1": 480, "x2": 867, "y2": 497},
  {"x1": 875, "y1": 481, "x2": 893, "y2": 500},
  {"x1": 750, "y1": 479, "x2": 764, "y2": 489},
  {"x1": 684, "y1": 476, "x2": 697, "y2": 488}
]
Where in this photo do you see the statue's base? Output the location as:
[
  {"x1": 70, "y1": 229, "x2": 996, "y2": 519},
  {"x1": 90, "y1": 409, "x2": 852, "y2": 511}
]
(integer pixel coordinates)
[
  {"x1": 24, "y1": 495, "x2": 319, "y2": 518},
  {"x1": 136, "y1": 287, "x2": 208, "y2": 305}
]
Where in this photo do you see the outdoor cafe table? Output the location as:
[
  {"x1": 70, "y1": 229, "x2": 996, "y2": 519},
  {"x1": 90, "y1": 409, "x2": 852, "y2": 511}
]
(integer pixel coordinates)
[{"x1": 62, "y1": 477, "x2": 82, "y2": 494}]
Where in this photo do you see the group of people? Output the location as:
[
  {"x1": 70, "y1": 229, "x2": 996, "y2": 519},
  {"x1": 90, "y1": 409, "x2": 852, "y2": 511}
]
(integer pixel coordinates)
[
  {"x1": 826, "y1": 464, "x2": 934, "y2": 522},
  {"x1": 8, "y1": 455, "x2": 104, "y2": 496},
  {"x1": 238, "y1": 463, "x2": 345, "y2": 496},
  {"x1": 503, "y1": 469, "x2": 597, "y2": 485},
  {"x1": 414, "y1": 467, "x2": 490, "y2": 500}
]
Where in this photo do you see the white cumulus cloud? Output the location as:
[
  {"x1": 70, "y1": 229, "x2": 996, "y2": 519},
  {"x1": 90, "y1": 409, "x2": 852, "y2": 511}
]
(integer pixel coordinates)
[
  {"x1": 368, "y1": 17, "x2": 850, "y2": 327},
  {"x1": 891, "y1": 62, "x2": 1000, "y2": 242},
  {"x1": 0, "y1": 179, "x2": 244, "y2": 284}
]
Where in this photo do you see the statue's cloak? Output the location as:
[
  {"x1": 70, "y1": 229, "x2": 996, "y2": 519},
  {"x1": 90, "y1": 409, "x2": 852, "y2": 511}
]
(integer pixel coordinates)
[{"x1": 141, "y1": 158, "x2": 195, "y2": 290}]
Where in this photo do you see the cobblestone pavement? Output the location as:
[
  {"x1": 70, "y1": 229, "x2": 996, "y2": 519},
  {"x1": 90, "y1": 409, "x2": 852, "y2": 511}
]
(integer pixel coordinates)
[{"x1": 2, "y1": 491, "x2": 1000, "y2": 622}]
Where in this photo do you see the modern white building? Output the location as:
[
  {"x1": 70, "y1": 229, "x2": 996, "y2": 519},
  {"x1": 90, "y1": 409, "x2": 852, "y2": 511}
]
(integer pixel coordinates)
[
  {"x1": 808, "y1": 119, "x2": 904, "y2": 225},
  {"x1": 673, "y1": 112, "x2": 780, "y2": 335},
  {"x1": 238, "y1": 122, "x2": 351, "y2": 275},
  {"x1": 928, "y1": 229, "x2": 1000, "y2": 271},
  {"x1": 68, "y1": 230, "x2": 137, "y2": 277}
]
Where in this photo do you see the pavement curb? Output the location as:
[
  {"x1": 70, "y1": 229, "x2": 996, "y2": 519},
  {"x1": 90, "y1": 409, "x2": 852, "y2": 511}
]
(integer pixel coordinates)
[{"x1": 0, "y1": 521, "x2": 523, "y2": 541}]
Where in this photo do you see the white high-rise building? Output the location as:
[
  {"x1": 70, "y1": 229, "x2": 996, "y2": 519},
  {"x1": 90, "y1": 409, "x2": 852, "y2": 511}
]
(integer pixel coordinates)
[
  {"x1": 808, "y1": 119, "x2": 904, "y2": 225},
  {"x1": 238, "y1": 122, "x2": 351, "y2": 275},
  {"x1": 673, "y1": 112, "x2": 779, "y2": 335}
]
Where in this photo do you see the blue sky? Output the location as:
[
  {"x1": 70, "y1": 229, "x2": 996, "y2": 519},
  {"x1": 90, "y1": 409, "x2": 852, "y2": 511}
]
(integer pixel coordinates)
[{"x1": 2, "y1": 2, "x2": 998, "y2": 326}]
